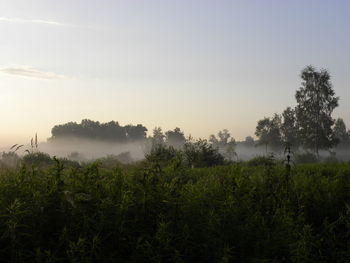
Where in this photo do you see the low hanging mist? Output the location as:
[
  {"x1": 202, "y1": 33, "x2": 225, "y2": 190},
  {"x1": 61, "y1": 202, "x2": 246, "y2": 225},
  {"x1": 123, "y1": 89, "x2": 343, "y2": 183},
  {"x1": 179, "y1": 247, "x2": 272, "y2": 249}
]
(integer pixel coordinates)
[
  {"x1": 3, "y1": 66, "x2": 350, "y2": 164},
  {"x1": 18, "y1": 122, "x2": 268, "y2": 163}
]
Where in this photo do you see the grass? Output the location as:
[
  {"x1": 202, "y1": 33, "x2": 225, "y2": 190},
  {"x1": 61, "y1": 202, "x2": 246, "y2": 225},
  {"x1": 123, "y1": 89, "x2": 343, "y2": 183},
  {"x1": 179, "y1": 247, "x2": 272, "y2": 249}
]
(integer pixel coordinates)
[{"x1": 0, "y1": 156, "x2": 349, "y2": 262}]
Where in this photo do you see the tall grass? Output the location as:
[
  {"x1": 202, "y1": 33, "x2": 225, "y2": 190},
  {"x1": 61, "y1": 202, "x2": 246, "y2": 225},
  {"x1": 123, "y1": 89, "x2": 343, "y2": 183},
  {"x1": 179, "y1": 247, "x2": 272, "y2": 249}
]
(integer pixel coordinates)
[{"x1": 0, "y1": 158, "x2": 349, "y2": 262}]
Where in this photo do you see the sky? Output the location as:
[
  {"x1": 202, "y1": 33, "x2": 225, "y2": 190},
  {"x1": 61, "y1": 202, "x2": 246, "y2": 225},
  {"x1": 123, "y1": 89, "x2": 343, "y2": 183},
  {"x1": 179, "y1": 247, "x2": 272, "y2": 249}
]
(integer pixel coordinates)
[{"x1": 0, "y1": 0, "x2": 349, "y2": 146}]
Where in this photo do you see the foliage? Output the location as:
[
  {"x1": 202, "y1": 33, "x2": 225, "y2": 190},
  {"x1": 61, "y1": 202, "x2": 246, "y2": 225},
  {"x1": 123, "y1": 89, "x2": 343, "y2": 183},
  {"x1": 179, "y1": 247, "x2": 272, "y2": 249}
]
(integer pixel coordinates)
[
  {"x1": 67, "y1": 151, "x2": 86, "y2": 162},
  {"x1": 146, "y1": 138, "x2": 225, "y2": 168},
  {"x1": 323, "y1": 153, "x2": 338, "y2": 164},
  {"x1": 165, "y1": 127, "x2": 186, "y2": 149},
  {"x1": 0, "y1": 160, "x2": 349, "y2": 262},
  {"x1": 151, "y1": 127, "x2": 166, "y2": 149},
  {"x1": 254, "y1": 66, "x2": 345, "y2": 155},
  {"x1": 255, "y1": 114, "x2": 283, "y2": 152},
  {"x1": 294, "y1": 152, "x2": 318, "y2": 164},
  {"x1": 242, "y1": 136, "x2": 255, "y2": 147},
  {"x1": 97, "y1": 152, "x2": 134, "y2": 167},
  {"x1": 50, "y1": 119, "x2": 147, "y2": 142},
  {"x1": 209, "y1": 129, "x2": 237, "y2": 161},
  {"x1": 246, "y1": 155, "x2": 277, "y2": 167},
  {"x1": 1, "y1": 152, "x2": 21, "y2": 168},
  {"x1": 183, "y1": 138, "x2": 225, "y2": 167},
  {"x1": 333, "y1": 118, "x2": 350, "y2": 150},
  {"x1": 281, "y1": 107, "x2": 299, "y2": 148},
  {"x1": 145, "y1": 144, "x2": 179, "y2": 164},
  {"x1": 22, "y1": 152, "x2": 53, "y2": 166},
  {"x1": 295, "y1": 66, "x2": 339, "y2": 155}
]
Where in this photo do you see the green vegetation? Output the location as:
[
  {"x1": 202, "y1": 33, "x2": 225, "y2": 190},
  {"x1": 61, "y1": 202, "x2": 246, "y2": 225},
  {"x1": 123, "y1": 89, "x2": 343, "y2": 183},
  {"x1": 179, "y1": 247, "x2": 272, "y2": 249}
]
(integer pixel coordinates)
[
  {"x1": 0, "y1": 152, "x2": 349, "y2": 262},
  {"x1": 1, "y1": 65, "x2": 349, "y2": 262},
  {"x1": 255, "y1": 66, "x2": 350, "y2": 156},
  {"x1": 50, "y1": 120, "x2": 148, "y2": 142}
]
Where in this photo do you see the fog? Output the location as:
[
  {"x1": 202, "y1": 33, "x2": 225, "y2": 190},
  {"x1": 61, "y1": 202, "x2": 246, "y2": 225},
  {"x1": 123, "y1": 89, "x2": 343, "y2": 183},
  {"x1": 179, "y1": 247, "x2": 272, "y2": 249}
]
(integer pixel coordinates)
[
  {"x1": 235, "y1": 144, "x2": 270, "y2": 161},
  {"x1": 0, "y1": 137, "x2": 148, "y2": 163},
  {"x1": 41, "y1": 138, "x2": 147, "y2": 162},
  {"x1": 1, "y1": 136, "x2": 350, "y2": 164}
]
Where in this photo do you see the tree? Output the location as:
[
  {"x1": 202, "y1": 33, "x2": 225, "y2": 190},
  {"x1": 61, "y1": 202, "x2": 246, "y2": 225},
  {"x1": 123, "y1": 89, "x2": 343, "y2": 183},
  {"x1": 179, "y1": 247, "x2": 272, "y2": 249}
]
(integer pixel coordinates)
[
  {"x1": 151, "y1": 127, "x2": 165, "y2": 148},
  {"x1": 125, "y1": 124, "x2": 147, "y2": 141},
  {"x1": 209, "y1": 129, "x2": 237, "y2": 161},
  {"x1": 50, "y1": 119, "x2": 147, "y2": 143},
  {"x1": 243, "y1": 136, "x2": 255, "y2": 147},
  {"x1": 255, "y1": 114, "x2": 282, "y2": 153},
  {"x1": 183, "y1": 139, "x2": 224, "y2": 168},
  {"x1": 295, "y1": 66, "x2": 339, "y2": 156},
  {"x1": 255, "y1": 118, "x2": 270, "y2": 153},
  {"x1": 165, "y1": 127, "x2": 186, "y2": 149},
  {"x1": 280, "y1": 107, "x2": 299, "y2": 148},
  {"x1": 333, "y1": 118, "x2": 350, "y2": 149}
]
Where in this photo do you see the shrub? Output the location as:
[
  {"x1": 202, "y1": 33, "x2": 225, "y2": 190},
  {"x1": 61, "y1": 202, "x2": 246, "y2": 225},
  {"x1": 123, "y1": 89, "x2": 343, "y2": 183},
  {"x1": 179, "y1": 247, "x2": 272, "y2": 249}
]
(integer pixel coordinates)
[
  {"x1": 145, "y1": 144, "x2": 179, "y2": 163},
  {"x1": 183, "y1": 139, "x2": 224, "y2": 168},
  {"x1": 0, "y1": 161, "x2": 349, "y2": 261},
  {"x1": 1, "y1": 152, "x2": 21, "y2": 168},
  {"x1": 22, "y1": 152, "x2": 52, "y2": 166},
  {"x1": 295, "y1": 152, "x2": 318, "y2": 164},
  {"x1": 246, "y1": 155, "x2": 276, "y2": 167}
]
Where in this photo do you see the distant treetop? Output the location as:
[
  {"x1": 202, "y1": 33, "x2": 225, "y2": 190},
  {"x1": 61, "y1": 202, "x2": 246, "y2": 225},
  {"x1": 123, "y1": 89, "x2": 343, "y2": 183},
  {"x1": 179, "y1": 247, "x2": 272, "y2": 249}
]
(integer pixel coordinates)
[{"x1": 50, "y1": 119, "x2": 147, "y2": 142}]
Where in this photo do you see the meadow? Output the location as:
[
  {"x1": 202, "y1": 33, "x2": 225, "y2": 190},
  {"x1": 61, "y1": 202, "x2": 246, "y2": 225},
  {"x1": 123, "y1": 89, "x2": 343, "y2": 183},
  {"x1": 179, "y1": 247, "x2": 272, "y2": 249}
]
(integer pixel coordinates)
[{"x1": 0, "y1": 152, "x2": 349, "y2": 263}]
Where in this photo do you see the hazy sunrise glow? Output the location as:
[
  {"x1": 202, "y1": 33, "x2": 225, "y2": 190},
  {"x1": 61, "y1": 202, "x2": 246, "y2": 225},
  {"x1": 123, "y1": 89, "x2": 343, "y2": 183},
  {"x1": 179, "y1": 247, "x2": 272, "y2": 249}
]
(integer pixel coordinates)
[{"x1": 1, "y1": 0, "x2": 349, "y2": 146}]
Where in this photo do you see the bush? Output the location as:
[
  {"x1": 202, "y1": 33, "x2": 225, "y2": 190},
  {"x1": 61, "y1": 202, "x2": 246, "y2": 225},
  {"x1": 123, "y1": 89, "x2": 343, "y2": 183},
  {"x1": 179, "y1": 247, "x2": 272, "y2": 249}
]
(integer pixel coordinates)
[
  {"x1": 0, "y1": 162, "x2": 349, "y2": 262},
  {"x1": 22, "y1": 152, "x2": 53, "y2": 166},
  {"x1": 97, "y1": 152, "x2": 134, "y2": 168},
  {"x1": 183, "y1": 139, "x2": 224, "y2": 168},
  {"x1": 1, "y1": 152, "x2": 21, "y2": 168},
  {"x1": 67, "y1": 151, "x2": 86, "y2": 162},
  {"x1": 246, "y1": 155, "x2": 276, "y2": 167},
  {"x1": 323, "y1": 156, "x2": 338, "y2": 163},
  {"x1": 145, "y1": 144, "x2": 179, "y2": 163},
  {"x1": 295, "y1": 152, "x2": 318, "y2": 164}
]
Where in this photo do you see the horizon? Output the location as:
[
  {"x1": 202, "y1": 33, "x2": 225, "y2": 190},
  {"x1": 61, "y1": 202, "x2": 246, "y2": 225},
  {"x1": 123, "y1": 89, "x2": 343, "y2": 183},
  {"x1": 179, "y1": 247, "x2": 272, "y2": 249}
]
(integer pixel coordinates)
[{"x1": 1, "y1": 0, "x2": 349, "y2": 146}]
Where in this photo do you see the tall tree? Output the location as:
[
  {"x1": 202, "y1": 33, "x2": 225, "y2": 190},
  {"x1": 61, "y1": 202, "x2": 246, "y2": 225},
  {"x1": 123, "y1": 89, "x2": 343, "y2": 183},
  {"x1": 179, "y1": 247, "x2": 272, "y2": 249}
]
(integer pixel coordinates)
[
  {"x1": 152, "y1": 127, "x2": 165, "y2": 148},
  {"x1": 125, "y1": 124, "x2": 148, "y2": 141},
  {"x1": 280, "y1": 107, "x2": 299, "y2": 148},
  {"x1": 255, "y1": 114, "x2": 282, "y2": 153},
  {"x1": 50, "y1": 119, "x2": 147, "y2": 142},
  {"x1": 243, "y1": 136, "x2": 255, "y2": 147},
  {"x1": 209, "y1": 129, "x2": 237, "y2": 161},
  {"x1": 165, "y1": 127, "x2": 186, "y2": 149},
  {"x1": 295, "y1": 66, "x2": 339, "y2": 155},
  {"x1": 333, "y1": 118, "x2": 350, "y2": 149}
]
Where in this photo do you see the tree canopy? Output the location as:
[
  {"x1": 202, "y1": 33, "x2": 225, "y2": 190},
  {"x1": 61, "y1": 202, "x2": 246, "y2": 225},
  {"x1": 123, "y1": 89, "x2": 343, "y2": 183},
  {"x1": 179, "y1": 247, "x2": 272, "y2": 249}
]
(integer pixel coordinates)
[
  {"x1": 50, "y1": 119, "x2": 147, "y2": 142},
  {"x1": 295, "y1": 66, "x2": 339, "y2": 155},
  {"x1": 209, "y1": 129, "x2": 237, "y2": 161},
  {"x1": 255, "y1": 65, "x2": 343, "y2": 155},
  {"x1": 255, "y1": 114, "x2": 282, "y2": 152}
]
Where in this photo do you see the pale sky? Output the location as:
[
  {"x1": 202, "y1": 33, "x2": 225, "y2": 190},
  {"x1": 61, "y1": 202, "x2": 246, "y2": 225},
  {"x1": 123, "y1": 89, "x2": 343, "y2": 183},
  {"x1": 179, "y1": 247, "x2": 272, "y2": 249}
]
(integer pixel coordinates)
[{"x1": 0, "y1": 0, "x2": 349, "y2": 146}]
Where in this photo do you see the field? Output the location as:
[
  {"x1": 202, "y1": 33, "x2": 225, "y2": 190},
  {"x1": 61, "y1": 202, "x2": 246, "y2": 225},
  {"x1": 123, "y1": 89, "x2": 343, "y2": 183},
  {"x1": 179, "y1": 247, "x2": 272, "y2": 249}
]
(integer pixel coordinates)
[{"x1": 0, "y1": 155, "x2": 349, "y2": 263}]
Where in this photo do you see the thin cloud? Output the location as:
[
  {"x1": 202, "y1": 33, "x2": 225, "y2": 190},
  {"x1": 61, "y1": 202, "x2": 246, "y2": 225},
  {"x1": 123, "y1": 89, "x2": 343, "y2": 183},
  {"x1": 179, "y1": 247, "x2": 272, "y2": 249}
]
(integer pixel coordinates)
[
  {"x1": 0, "y1": 66, "x2": 66, "y2": 80},
  {"x1": 0, "y1": 17, "x2": 67, "y2": 26}
]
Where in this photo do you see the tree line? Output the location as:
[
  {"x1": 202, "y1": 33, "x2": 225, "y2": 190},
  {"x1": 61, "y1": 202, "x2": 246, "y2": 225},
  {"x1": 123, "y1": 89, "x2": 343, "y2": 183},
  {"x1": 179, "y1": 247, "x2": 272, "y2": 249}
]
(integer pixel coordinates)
[
  {"x1": 49, "y1": 65, "x2": 349, "y2": 160},
  {"x1": 255, "y1": 65, "x2": 350, "y2": 156},
  {"x1": 50, "y1": 119, "x2": 148, "y2": 142}
]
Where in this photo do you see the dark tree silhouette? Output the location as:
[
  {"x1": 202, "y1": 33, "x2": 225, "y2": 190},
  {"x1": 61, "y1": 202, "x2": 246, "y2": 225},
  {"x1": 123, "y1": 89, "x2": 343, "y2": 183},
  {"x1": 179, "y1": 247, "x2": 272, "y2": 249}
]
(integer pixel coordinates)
[
  {"x1": 125, "y1": 124, "x2": 148, "y2": 141},
  {"x1": 209, "y1": 129, "x2": 237, "y2": 161},
  {"x1": 183, "y1": 139, "x2": 224, "y2": 167},
  {"x1": 151, "y1": 127, "x2": 165, "y2": 149},
  {"x1": 280, "y1": 107, "x2": 299, "y2": 148},
  {"x1": 243, "y1": 136, "x2": 255, "y2": 147},
  {"x1": 50, "y1": 119, "x2": 147, "y2": 142},
  {"x1": 165, "y1": 127, "x2": 186, "y2": 149},
  {"x1": 255, "y1": 114, "x2": 282, "y2": 153},
  {"x1": 295, "y1": 66, "x2": 339, "y2": 156},
  {"x1": 333, "y1": 118, "x2": 350, "y2": 149}
]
